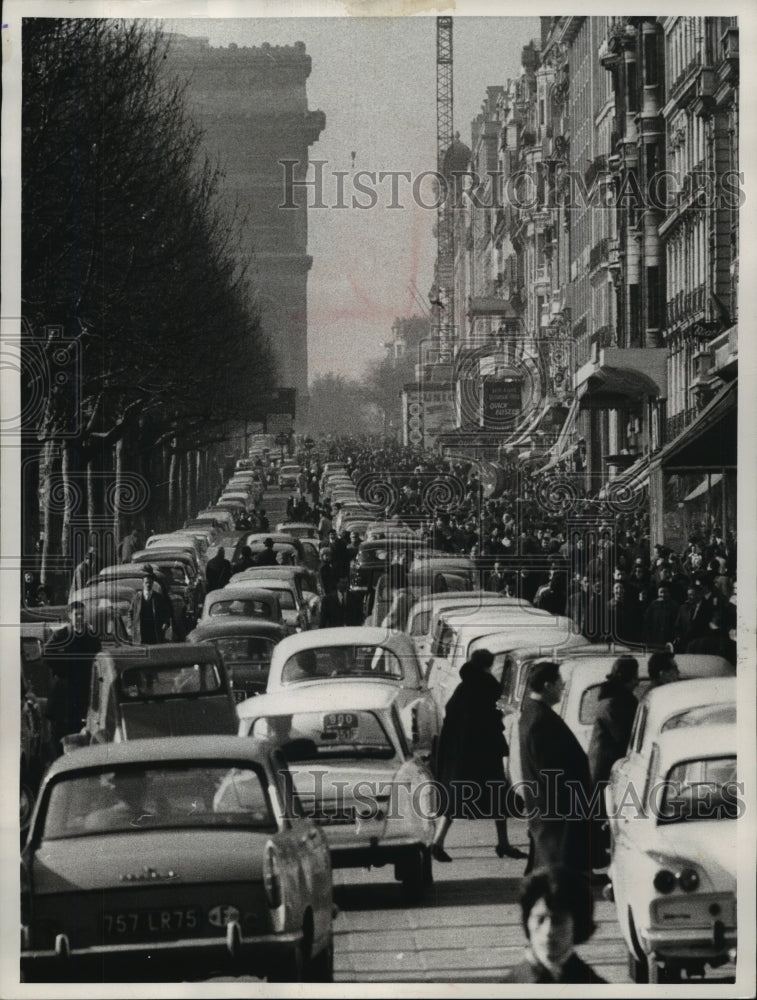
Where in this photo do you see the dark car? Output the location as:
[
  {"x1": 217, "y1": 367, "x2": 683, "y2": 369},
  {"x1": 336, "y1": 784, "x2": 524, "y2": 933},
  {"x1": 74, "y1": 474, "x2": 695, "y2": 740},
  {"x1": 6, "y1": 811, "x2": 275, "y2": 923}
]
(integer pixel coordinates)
[
  {"x1": 187, "y1": 618, "x2": 289, "y2": 700},
  {"x1": 64, "y1": 644, "x2": 239, "y2": 751},
  {"x1": 350, "y1": 538, "x2": 435, "y2": 616},
  {"x1": 21, "y1": 738, "x2": 334, "y2": 982}
]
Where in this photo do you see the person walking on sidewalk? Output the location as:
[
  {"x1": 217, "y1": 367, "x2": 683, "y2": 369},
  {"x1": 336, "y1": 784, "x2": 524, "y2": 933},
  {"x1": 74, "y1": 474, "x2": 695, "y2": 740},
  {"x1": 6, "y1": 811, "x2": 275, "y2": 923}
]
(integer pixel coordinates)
[{"x1": 432, "y1": 649, "x2": 527, "y2": 863}]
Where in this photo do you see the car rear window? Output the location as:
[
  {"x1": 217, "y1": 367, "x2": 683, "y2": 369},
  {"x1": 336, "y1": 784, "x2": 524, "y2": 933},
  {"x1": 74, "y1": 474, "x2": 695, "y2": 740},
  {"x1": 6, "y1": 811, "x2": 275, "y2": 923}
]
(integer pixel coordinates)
[
  {"x1": 209, "y1": 599, "x2": 273, "y2": 619},
  {"x1": 249, "y1": 710, "x2": 396, "y2": 761},
  {"x1": 42, "y1": 763, "x2": 276, "y2": 838},
  {"x1": 281, "y1": 645, "x2": 404, "y2": 683},
  {"x1": 119, "y1": 662, "x2": 223, "y2": 698},
  {"x1": 658, "y1": 755, "x2": 739, "y2": 823}
]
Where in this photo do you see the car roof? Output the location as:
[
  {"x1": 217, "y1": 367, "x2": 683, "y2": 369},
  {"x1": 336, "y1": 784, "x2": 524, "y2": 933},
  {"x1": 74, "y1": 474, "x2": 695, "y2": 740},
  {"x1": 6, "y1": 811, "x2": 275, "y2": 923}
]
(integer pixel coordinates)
[
  {"x1": 238, "y1": 681, "x2": 399, "y2": 718},
  {"x1": 439, "y1": 606, "x2": 553, "y2": 627},
  {"x1": 210, "y1": 584, "x2": 280, "y2": 600},
  {"x1": 270, "y1": 626, "x2": 418, "y2": 661},
  {"x1": 41, "y1": 736, "x2": 275, "y2": 777},
  {"x1": 95, "y1": 643, "x2": 221, "y2": 668},
  {"x1": 479, "y1": 622, "x2": 583, "y2": 655},
  {"x1": 189, "y1": 619, "x2": 287, "y2": 639},
  {"x1": 227, "y1": 578, "x2": 293, "y2": 593},
  {"x1": 235, "y1": 566, "x2": 304, "y2": 580},
  {"x1": 639, "y1": 675, "x2": 737, "y2": 728},
  {"x1": 654, "y1": 723, "x2": 736, "y2": 775}
]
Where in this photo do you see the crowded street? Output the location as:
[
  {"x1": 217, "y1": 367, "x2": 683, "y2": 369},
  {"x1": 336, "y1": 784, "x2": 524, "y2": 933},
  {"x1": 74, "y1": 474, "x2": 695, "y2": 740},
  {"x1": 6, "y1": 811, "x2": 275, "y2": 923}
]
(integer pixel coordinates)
[{"x1": 11, "y1": 8, "x2": 747, "y2": 995}]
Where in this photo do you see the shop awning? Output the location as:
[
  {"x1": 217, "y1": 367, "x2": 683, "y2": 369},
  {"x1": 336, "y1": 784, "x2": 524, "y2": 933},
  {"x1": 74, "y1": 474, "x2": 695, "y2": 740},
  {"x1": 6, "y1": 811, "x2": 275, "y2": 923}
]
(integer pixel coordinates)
[
  {"x1": 655, "y1": 379, "x2": 737, "y2": 471},
  {"x1": 578, "y1": 365, "x2": 661, "y2": 411},
  {"x1": 683, "y1": 473, "x2": 724, "y2": 503},
  {"x1": 539, "y1": 396, "x2": 580, "y2": 471},
  {"x1": 467, "y1": 297, "x2": 520, "y2": 318},
  {"x1": 599, "y1": 453, "x2": 650, "y2": 499}
]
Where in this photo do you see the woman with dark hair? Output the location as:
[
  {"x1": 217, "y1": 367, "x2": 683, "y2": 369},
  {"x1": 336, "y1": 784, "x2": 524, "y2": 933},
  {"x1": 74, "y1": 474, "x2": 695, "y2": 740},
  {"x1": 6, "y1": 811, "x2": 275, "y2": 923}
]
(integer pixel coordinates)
[
  {"x1": 505, "y1": 867, "x2": 606, "y2": 983},
  {"x1": 432, "y1": 648, "x2": 526, "y2": 863}
]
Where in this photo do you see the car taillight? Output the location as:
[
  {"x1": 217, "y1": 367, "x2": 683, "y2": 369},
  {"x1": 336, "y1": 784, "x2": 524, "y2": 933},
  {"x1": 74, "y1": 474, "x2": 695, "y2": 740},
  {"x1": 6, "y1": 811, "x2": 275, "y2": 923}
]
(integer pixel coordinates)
[
  {"x1": 679, "y1": 868, "x2": 700, "y2": 892},
  {"x1": 263, "y1": 843, "x2": 282, "y2": 909},
  {"x1": 653, "y1": 869, "x2": 677, "y2": 894}
]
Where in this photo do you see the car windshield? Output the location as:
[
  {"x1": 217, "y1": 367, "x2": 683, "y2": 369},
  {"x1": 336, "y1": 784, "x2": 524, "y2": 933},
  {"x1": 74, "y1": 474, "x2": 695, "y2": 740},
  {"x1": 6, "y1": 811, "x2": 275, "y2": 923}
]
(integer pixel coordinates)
[
  {"x1": 118, "y1": 662, "x2": 223, "y2": 698},
  {"x1": 658, "y1": 755, "x2": 739, "y2": 824},
  {"x1": 209, "y1": 599, "x2": 273, "y2": 619},
  {"x1": 246, "y1": 586, "x2": 295, "y2": 610},
  {"x1": 41, "y1": 764, "x2": 276, "y2": 838},
  {"x1": 249, "y1": 710, "x2": 396, "y2": 760},
  {"x1": 281, "y1": 645, "x2": 404, "y2": 683}
]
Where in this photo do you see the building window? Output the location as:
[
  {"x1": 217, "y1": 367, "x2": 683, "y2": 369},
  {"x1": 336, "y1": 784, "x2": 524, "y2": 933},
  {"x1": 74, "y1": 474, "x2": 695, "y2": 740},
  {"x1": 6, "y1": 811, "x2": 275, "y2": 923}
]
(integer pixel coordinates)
[
  {"x1": 644, "y1": 32, "x2": 659, "y2": 86},
  {"x1": 629, "y1": 284, "x2": 641, "y2": 346},
  {"x1": 627, "y1": 62, "x2": 639, "y2": 112},
  {"x1": 647, "y1": 266, "x2": 662, "y2": 329}
]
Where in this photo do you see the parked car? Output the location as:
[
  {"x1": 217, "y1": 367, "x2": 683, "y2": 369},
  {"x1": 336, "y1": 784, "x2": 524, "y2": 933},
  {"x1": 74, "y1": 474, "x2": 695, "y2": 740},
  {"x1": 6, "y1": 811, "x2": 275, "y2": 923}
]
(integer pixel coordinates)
[
  {"x1": 144, "y1": 533, "x2": 207, "y2": 567},
  {"x1": 238, "y1": 683, "x2": 435, "y2": 902},
  {"x1": 225, "y1": 577, "x2": 310, "y2": 633},
  {"x1": 405, "y1": 592, "x2": 530, "y2": 658},
  {"x1": 200, "y1": 586, "x2": 286, "y2": 630},
  {"x1": 607, "y1": 672, "x2": 738, "y2": 838},
  {"x1": 406, "y1": 555, "x2": 479, "y2": 593},
  {"x1": 63, "y1": 644, "x2": 238, "y2": 751},
  {"x1": 424, "y1": 605, "x2": 567, "y2": 707},
  {"x1": 276, "y1": 522, "x2": 320, "y2": 541},
  {"x1": 195, "y1": 508, "x2": 237, "y2": 532},
  {"x1": 265, "y1": 628, "x2": 442, "y2": 758},
  {"x1": 21, "y1": 737, "x2": 334, "y2": 981},
  {"x1": 278, "y1": 465, "x2": 302, "y2": 490},
  {"x1": 132, "y1": 546, "x2": 200, "y2": 578},
  {"x1": 233, "y1": 565, "x2": 321, "y2": 625},
  {"x1": 605, "y1": 724, "x2": 738, "y2": 983},
  {"x1": 187, "y1": 618, "x2": 289, "y2": 701},
  {"x1": 97, "y1": 562, "x2": 203, "y2": 637}
]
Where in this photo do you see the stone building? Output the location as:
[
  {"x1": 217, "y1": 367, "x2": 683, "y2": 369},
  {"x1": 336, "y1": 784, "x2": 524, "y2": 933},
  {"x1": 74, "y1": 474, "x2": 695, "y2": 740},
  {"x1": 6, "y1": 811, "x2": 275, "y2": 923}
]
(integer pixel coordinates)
[{"x1": 165, "y1": 35, "x2": 325, "y2": 415}]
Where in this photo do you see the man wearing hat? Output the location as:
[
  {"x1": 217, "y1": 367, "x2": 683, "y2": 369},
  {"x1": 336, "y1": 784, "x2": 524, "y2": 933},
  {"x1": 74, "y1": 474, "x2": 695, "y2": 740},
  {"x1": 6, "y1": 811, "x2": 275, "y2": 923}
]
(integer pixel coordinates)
[
  {"x1": 518, "y1": 660, "x2": 593, "y2": 875},
  {"x1": 255, "y1": 537, "x2": 278, "y2": 566},
  {"x1": 44, "y1": 600, "x2": 102, "y2": 755},
  {"x1": 128, "y1": 565, "x2": 172, "y2": 644}
]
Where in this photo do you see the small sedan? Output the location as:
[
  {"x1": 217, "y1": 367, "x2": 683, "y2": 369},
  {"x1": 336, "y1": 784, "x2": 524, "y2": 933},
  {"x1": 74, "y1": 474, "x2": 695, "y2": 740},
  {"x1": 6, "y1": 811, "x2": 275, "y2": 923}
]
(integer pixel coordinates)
[
  {"x1": 200, "y1": 586, "x2": 286, "y2": 630},
  {"x1": 238, "y1": 684, "x2": 435, "y2": 902},
  {"x1": 278, "y1": 465, "x2": 302, "y2": 490},
  {"x1": 21, "y1": 738, "x2": 334, "y2": 982},
  {"x1": 265, "y1": 628, "x2": 442, "y2": 759},
  {"x1": 605, "y1": 724, "x2": 738, "y2": 983},
  {"x1": 188, "y1": 618, "x2": 289, "y2": 701}
]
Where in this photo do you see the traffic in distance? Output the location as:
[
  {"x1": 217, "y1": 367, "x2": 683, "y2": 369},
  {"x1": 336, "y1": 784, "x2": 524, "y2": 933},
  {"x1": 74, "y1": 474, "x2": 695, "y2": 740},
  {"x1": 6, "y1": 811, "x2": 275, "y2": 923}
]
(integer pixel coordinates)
[{"x1": 19, "y1": 433, "x2": 739, "y2": 985}]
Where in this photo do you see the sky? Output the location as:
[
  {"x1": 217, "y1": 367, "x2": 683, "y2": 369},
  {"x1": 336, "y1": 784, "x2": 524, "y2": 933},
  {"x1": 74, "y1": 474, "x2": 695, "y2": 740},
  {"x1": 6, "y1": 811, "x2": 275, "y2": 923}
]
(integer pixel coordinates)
[{"x1": 167, "y1": 14, "x2": 540, "y2": 382}]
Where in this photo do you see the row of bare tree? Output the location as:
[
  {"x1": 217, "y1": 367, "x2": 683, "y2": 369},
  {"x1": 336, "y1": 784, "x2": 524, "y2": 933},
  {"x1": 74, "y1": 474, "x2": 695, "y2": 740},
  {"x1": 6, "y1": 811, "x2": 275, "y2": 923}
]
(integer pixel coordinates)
[{"x1": 21, "y1": 18, "x2": 274, "y2": 595}]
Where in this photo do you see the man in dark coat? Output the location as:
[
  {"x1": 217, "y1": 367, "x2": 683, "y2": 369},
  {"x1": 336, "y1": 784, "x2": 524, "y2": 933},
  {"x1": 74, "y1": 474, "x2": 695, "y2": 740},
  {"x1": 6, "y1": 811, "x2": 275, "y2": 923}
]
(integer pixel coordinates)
[
  {"x1": 432, "y1": 649, "x2": 526, "y2": 862},
  {"x1": 44, "y1": 601, "x2": 102, "y2": 756},
  {"x1": 643, "y1": 585, "x2": 680, "y2": 647},
  {"x1": 674, "y1": 582, "x2": 713, "y2": 652},
  {"x1": 603, "y1": 582, "x2": 642, "y2": 646},
  {"x1": 255, "y1": 537, "x2": 278, "y2": 567},
  {"x1": 319, "y1": 577, "x2": 363, "y2": 628},
  {"x1": 232, "y1": 545, "x2": 255, "y2": 576},
  {"x1": 587, "y1": 656, "x2": 639, "y2": 787},
  {"x1": 205, "y1": 546, "x2": 232, "y2": 593},
  {"x1": 518, "y1": 660, "x2": 593, "y2": 874},
  {"x1": 128, "y1": 566, "x2": 173, "y2": 644}
]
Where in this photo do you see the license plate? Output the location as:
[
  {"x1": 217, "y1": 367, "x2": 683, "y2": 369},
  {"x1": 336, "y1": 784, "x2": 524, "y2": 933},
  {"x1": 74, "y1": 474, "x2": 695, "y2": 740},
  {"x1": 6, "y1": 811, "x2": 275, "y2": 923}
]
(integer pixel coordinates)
[
  {"x1": 103, "y1": 907, "x2": 200, "y2": 939},
  {"x1": 322, "y1": 712, "x2": 358, "y2": 741}
]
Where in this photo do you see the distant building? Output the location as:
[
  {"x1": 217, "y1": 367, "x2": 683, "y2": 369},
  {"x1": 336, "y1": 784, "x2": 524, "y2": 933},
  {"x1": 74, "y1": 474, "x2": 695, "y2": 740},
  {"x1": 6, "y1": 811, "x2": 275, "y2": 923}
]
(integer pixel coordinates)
[{"x1": 165, "y1": 36, "x2": 325, "y2": 412}]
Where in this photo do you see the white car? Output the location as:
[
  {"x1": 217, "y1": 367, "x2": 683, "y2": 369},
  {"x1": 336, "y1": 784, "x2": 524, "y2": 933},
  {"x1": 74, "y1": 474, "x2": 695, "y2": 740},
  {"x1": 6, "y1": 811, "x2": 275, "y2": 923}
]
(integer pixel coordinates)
[
  {"x1": 265, "y1": 628, "x2": 441, "y2": 758},
  {"x1": 278, "y1": 465, "x2": 302, "y2": 490},
  {"x1": 237, "y1": 682, "x2": 436, "y2": 902},
  {"x1": 605, "y1": 723, "x2": 738, "y2": 983},
  {"x1": 406, "y1": 592, "x2": 532, "y2": 659},
  {"x1": 225, "y1": 578, "x2": 309, "y2": 633},
  {"x1": 426, "y1": 606, "x2": 574, "y2": 710}
]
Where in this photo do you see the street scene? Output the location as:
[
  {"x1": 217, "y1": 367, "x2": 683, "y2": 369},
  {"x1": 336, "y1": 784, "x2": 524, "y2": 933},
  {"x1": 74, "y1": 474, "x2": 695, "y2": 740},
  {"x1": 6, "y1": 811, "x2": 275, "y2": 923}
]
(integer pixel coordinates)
[{"x1": 6, "y1": 4, "x2": 751, "y2": 996}]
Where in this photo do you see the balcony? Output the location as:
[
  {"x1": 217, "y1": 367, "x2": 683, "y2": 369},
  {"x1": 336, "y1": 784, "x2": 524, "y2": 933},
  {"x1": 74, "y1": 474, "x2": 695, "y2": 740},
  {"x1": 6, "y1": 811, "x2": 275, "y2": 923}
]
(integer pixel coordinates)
[
  {"x1": 718, "y1": 27, "x2": 739, "y2": 86},
  {"x1": 666, "y1": 407, "x2": 696, "y2": 441},
  {"x1": 589, "y1": 237, "x2": 609, "y2": 273}
]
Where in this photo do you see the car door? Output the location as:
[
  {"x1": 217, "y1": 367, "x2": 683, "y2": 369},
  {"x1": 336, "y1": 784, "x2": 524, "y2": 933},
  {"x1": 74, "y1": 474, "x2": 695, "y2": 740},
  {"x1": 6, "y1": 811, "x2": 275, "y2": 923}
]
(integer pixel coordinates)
[{"x1": 271, "y1": 750, "x2": 332, "y2": 944}]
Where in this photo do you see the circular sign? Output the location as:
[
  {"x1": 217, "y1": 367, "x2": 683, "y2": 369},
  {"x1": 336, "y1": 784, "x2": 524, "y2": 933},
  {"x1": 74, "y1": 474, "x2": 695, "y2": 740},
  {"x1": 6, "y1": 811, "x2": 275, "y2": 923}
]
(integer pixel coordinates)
[
  {"x1": 408, "y1": 416, "x2": 422, "y2": 430},
  {"x1": 408, "y1": 403, "x2": 421, "y2": 416},
  {"x1": 409, "y1": 430, "x2": 423, "y2": 445}
]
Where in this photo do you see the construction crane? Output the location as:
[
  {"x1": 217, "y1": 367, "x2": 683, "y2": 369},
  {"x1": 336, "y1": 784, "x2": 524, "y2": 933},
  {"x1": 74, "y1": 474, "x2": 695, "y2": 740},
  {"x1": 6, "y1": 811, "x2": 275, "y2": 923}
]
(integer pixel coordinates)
[{"x1": 435, "y1": 16, "x2": 454, "y2": 347}]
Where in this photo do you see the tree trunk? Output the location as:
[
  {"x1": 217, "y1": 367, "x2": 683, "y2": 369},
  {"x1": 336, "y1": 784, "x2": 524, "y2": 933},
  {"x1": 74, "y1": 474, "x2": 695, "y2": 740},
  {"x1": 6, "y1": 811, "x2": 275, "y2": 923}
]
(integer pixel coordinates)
[
  {"x1": 168, "y1": 443, "x2": 178, "y2": 524},
  {"x1": 113, "y1": 436, "x2": 123, "y2": 551},
  {"x1": 38, "y1": 439, "x2": 57, "y2": 588},
  {"x1": 60, "y1": 440, "x2": 72, "y2": 562},
  {"x1": 87, "y1": 457, "x2": 95, "y2": 539},
  {"x1": 186, "y1": 451, "x2": 193, "y2": 521}
]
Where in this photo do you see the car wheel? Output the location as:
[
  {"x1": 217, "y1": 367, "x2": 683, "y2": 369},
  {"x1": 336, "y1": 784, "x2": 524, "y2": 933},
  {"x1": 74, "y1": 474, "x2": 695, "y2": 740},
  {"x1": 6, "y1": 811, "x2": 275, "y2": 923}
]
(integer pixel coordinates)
[
  {"x1": 305, "y1": 936, "x2": 334, "y2": 982},
  {"x1": 628, "y1": 947, "x2": 648, "y2": 984},
  {"x1": 267, "y1": 944, "x2": 304, "y2": 983},
  {"x1": 397, "y1": 846, "x2": 431, "y2": 904},
  {"x1": 20, "y1": 768, "x2": 36, "y2": 843}
]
